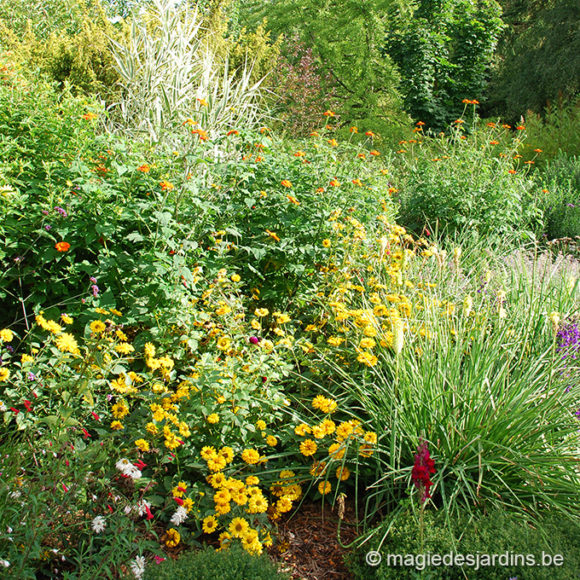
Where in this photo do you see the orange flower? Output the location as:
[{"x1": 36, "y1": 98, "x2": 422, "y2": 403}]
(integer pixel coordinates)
[
  {"x1": 323, "y1": 110, "x2": 335, "y2": 117},
  {"x1": 259, "y1": 127, "x2": 269, "y2": 134},
  {"x1": 349, "y1": 126, "x2": 358, "y2": 133},
  {"x1": 316, "y1": 187, "x2": 325, "y2": 193},
  {"x1": 281, "y1": 180, "x2": 292, "y2": 188},
  {"x1": 265, "y1": 230, "x2": 280, "y2": 242},
  {"x1": 160, "y1": 180, "x2": 174, "y2": 191},
  {"x1": 327, "y1": 139, "x2": 338, "y2": 147},
  {"x1": 255, "y1": 156, "x2": 264, "y2": 162},
  {"x1": 502, "y1": 124, "x2": 511, "y2": 129},
  {"x1": 287, "y1": 195, "x2": 300, "y2": 205},
  {"x1": 516, "y1": 125, "x2": 525, "y2": 130},
  {"x1": 192, "y1": 128, "x2": 208, "y2": 141},
  {"x1": 294, "y1": 151, "x2": 306, "y2": 157},
  {"x1": 508, "y1": 169, "x2": 517, "y2": 174},
  {"x1": 137, "y1": 164, "x2": 150, "y2": 173},
  {"x1": 226, "y1": 130, "x2": 239, "y2": 136},
  {"x1": 534, "y1": 148, "x2": 542, "y2": 153},
  {"x1": 197, "y1": 98, "x2": 208, "y2": 106},
  {"x1": 454, "y1": 119, "x2": 465, "y2": 124},
  {"x1": 489, "y1": 140, "x2": 499, "y2": 145},
  {"x1": 329, "y1": 178, "x2": 341, "y2": 187},
  {"x1": 365, "y1": 131, "x2": 375, "y2": 137},
  {"x1": 486, "y1": 122, "x2": 496, "y2": 128},
  {"x1": 310, "y1": 131, "x2": 319, "y2": 137},
  {"x1": 55, "y1": 242, "x2": 71, "y2": 252},
  {"x1": 82, "y1": 112, "x2": 98, "y2": 121},
  {"x1": 416, "y1": 121, "x2": 425, "y2": 126},
  {"x1": 183, "y1": 118, "x2": 197, "y2": 126},
  {"x1": 357, "y1": 153, "x2": 366, "y2": 159},
  {"x1": 370, "y1": 150, "x2": 380, "y2": 156},
  {"x1": 352, "y1": 179, "x2": 362, "y2": 187}
]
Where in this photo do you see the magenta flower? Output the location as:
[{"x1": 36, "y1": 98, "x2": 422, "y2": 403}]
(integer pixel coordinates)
[{"x1": 411, "y1": 440, "x2": 436, "y2": 503}]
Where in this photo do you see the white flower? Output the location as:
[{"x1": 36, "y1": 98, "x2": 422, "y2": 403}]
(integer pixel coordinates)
[
  {"x1": 135, "y1": 500, "x2": 151, "y2": 516},
  {"x1": 115, "y1": 458, "x2": 132, "y2": 472},
  {"x1": 0, "y1": 402, "x2": 6, "y2": 412},
  {"x1": 170, "y1": 506, "x2": 188, "y2": 526},
  {"x1": 0, "y1": 560, "x2": 10, "y2": 568},
  {"x1": 130, "y1": 555, "x2": 146, "y2": 580},
  {"x1": 126, "y1": 466, "x2": 142, "y2": 480},
  {"x1": 91, "y1": 516, "x2": 106, "y2": 534},
  {"x1": 124, "y1": 505, "x2": 133, "y2": 515}
]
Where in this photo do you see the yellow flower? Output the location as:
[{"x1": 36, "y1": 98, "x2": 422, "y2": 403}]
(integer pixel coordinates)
[
  {"x1": 201, "y1": 446, "x2": 217, "y2": 460},
  {"x1": 202, "y1": 515, "x2": 219, "y2": 534},
  {"x1": 328, "y1": 443, "x2": 345, "y2": 459},
  {"x1": 246, "y1": 475, "x2": 260, "y2": 486},
  {"x1": 0, "y1": 329, "x2": 14, "y2": 342},
  {"x1": 21, "y1": 354, "x2": 34, "y2": 364},
  {"x1": 254, "y1": 308, "x2": 269, "y2": 317},
  {"x1": 219, "y1": 447, "x2": 234, "y2": 463},
  {"x1": 163, "y1": 528, "x2": 180, "y2": 548},
  {"x1": 318, "y1": 481, "x2": 331, "y2": 495},
  {"x1": 294, "y1": 423, "x2": 312, "y2": 436},
  {"x1": 277, "y1": 497, "x2": 292, "y2": 513},
  {"x1": 229, "y1": 517, "x2": 250, "y2": 538},
  {"x1": 275, "y1": 313, "x2": 291, "y2": 324},
  {"x1": 299, "y1": 439, "x2": 317, "y2": 457},
  {"x1": 144, "y1": 342, "x2": 156, "y2": 358},
  {"x1": 241, "y1": 449, "x2": 261, "y2": 464},
  {"x1": 115, "y1": 342, "x2": 135, "y2": 355},
  {"x1": 207, "y1": 413, "x2": 219, "y2": 424},
  {"x1": 322, "y1": 239, "x2": 331, "y2": 248},
  {"x1": 266, "y1": 435, "x2": 278, "y2": 447},
  {"x1": 247, "y1": 496, "x2": 268, "y2": 514},
  {"x1": 336, "y1": 466, "x2": 350, "y2": 481},
  {"x1": 89, "y1": 320, "x2": 106, "y2": 334},
  {"x1": 357, "y1": 351, "x2": 378, "y2": 367},
  {"x1": 134, "y1": 439, "x2": 150, "y2": 452},
  {"x1": 359, "y1": 338, "x2": 376, "y2": 349},
  {"x1": 55, "y1": 333, "x2": 80, "y2": 355},
  {"x1": 110, "y1": 420, "x2": 124, "y2": 430},
  {"x1": 231, "y1": 274, "x2": 241, "y2": 282},
  {"x1": 61, "y1": 314, "x2": 74, "y2": 325},
  {"x1": 112, "y1": 403, "x2": 129, "y2": 419},
  {"x1": 256, "y1": 419, "x2": 267, "y2": 430},
  {"x1": 146, "y1": 422, "x2": 159, "y2": 435},
  {"x1": 216, "y1": 336, "x2": 231, "y2": 351},
  {"x1": 0, "y1": 368, "x2": 10, "y2": 382}
]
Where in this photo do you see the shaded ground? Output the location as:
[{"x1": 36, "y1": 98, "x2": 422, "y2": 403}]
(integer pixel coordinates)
[{"x1": 272, "y1": 501, "x2": 361, "y2": 580}]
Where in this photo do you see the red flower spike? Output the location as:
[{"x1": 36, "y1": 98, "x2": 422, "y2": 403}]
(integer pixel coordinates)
[
  {"x1": 174, "y1": 497, "x2": 184, "y2": 506},
  {"x1": 145, "y1": 505, "x2": 154, "y2": 520},
  {"x1": 23, "y1": 400, "x2": 32, "y2": 412}
]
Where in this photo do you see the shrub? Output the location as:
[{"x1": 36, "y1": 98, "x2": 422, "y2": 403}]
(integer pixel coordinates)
[
  {"x1": 347, "y1": 509, "x2": 580, "y2": 579},
  {"x1": 536, "y1": 153, "x2": 580, "y2": 240},
  {"x1": 145, "y1": 545, "x2": 289, "y2": 580},
  {"x1": 394, "y1": 111, "x2": 544, "y2": 241}
]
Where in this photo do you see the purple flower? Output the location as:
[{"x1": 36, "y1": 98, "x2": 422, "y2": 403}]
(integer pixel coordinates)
[
  {"x1": 54, "y1": 207, "x2": 68, "y2": 217},
  {"x1": 42, "y1": 210, "x2": 49, "y2": 215},
  {"x1": 90, "y1": 277, "x2": 97, "y2": 284},
  {"x1": 249, "y1": 336, "x2": 260, "y2": 345},
  {"x1": 45, "y1": 225, "x2": 52, "y2": 231},
  {"x1": 91, "y1": 284, "x2": 99, "y2": 297},
  {"x1": 6, "y1": 346, "x2": 13, "y2": 353},
  {"x1": 27, "y1": 372, "x2": 36, "y2": 381}
]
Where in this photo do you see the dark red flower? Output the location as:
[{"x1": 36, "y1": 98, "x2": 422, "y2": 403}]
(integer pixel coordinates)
[{"x1": 411, "y1": 440, "x2": 436, "y2": 503}]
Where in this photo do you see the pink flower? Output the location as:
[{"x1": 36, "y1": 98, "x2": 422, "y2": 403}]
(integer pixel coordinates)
[{"x1": 154, "y1": 556, "x2": 165, "y2": 564}]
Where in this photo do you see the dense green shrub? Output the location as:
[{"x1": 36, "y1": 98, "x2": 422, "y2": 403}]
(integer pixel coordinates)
[
  {"x1": 145, "y1": 545, "x2": 288, "y2": 580},
  {"x1": 394, "y1": 115, "x2": 543, "y2": 240},
  {"x1": 537, "y1": 154, "x2": 580, "y2": 239},
  {"x1": 348, "y1": 509, "x2": 580, "y2": 579}
]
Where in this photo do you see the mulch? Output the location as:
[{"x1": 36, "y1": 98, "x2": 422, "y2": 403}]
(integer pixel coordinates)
[{"x1": 271, "y1": 500, "x2": 361, "y2": 580}]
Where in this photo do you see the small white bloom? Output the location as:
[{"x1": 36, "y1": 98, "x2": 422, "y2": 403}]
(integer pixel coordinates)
[
  {"x1": 115, "y1": 458, "x2": 132, "y2": 472},
  {"x1": 130, "y1": 555, "x2": 146, "y2": 580},
  {"x1": 126, "y1": 467, "x2": 142, "y2": 480},
  {"x1": 124, "y1": 505, "x2": 132, "y2": 515},
  {"x1": 91, "y1": 516, "x2": 106, "y2": 534},
  {"x1": 170, "y1": 506, "x2": 188, "y2": 526},
  {"x1": 0, "y1": 402, "x2": 6, "y2": 412},
  {"x1": 135, "y1": 500, "x2": 151, "y2": 516},
  {"x1": 0, "y1": 560, "x2": 10, "y2": 568}
]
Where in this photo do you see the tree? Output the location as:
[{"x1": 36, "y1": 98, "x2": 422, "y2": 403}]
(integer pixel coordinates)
[{"x1": 386, "y1": 0, "x2": 504, "y2": 129}]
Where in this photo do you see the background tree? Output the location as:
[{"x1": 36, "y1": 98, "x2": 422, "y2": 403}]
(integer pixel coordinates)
[{"x1": 385, "y1": 0, "x2": 504, "y2": 130}]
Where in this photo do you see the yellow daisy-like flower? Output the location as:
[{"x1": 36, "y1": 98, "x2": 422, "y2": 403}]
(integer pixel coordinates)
[
  {"x1": 21, "y1": 354, "x2": 34, "y2": 364},
  {"x1": 336, "y1": 466, "x2": 351, "y2": 481},
  {"x1": 115, "y1": 342, "x2": 135, "y2": 355},
  {"x1": 163, "y1": 528, "x2": 180, "y2": 548},
  {"x1": 201, "y1": 446, "x2": 217, "y2": 460},
  {"x1": 310, "y1": 460, "x2": 327, "y2": 477},
  {"x1": 219, "y1": 447, "x2": 234, "y2": 463},
  {"x1": 266, "y1": 435, "x2": 278, "y2": 447},
  {"x1": 111, "y1": 403, "x2": 129, "y2": 419},
  {"x1": 55, "y1": 333, "x2": 81, "y2": 356},
  {"x1": 328, "y1": 443, "x2": 345, "y2": 459},
  {"x1": 45, "y1": 320, "x2": 63, "y2": 334},
  {"x1": 207, "y1": 413, "x2": 219, "y2": 424},
  {"x1": 364, "y1": 431, "x2": 378, "y2": 444},
  {"x1": 216, "y1": 336, "x2": 231, "y2": 351},
  {"x1": 294, "y1": 423, "x2": 311, "y2": 437},
  {"x1": 214, "y1": 489, "x2": 232, "y2": 505},
  {"x1": 229, "y1": 517, "x2": 250, "y2": 538},
  {"x1": 322, "y1": 239, "x2": 331, "y2": 248},
  {"x1": 247, "y1": 496, "x2": 268, "y2": 514},
  {"x1": 231, "y1": 274, "x2": 241, "y2": 282},
  {"x1": 254, "y1": 308, "x2": 269, "y2": 317},
  {"x1": 276, "y1": 497, "x2": 292, "y2": 513},
  {"x1": 275, "y1": 313, "x2": 291, "y2": 324},
  {"x1": 357, "y1": 351, "x2": 378, "y2": 367},
  {"x1": 359, "y1": 338, "x2": 376, "y2": 349},
  {"x1": 299, "y1": 439, "x2": 317, "y2": 457},
  {"x1": 134, "y1": 439, "x2": 150, "y2": 452},
  {"x1": 256, "y1": 419, "x2": 267, "y2": 430},
  {"x1": 110, "y1": 420, "x2": 124, "y2": 430},
  {"x1": 61, "y1": 314, "x2": 74, "y2": 325},
  {"x1": 144, "y1": 342, "x2": 156, "y2": 358},
  {"x1": 0, "y1": 329, "x2": 14, "y2": 342},
  {"x1": 318, "y1": 481, "x2": 331, "y2": 495},
  {"x1": 241, "y1": 449, "x2": 261, "y2": 465},
  {"x1": 89, "y1": 320, "x2": 106, "y2": 334},
  {"x1": 202, "y1": 515, "x2": 219, "y2": 534},
  {"x1": 0, "y1": 368, "x2": 10, "y2": 382},
  {"x1": 246, "y1": 475, "x2": 260, "y2": 486}
]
